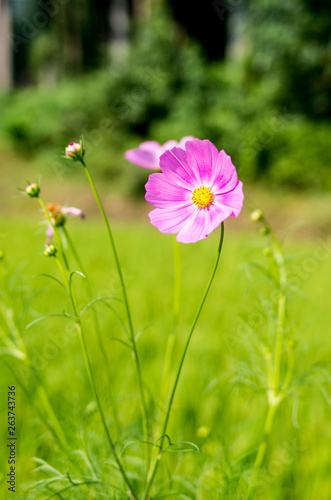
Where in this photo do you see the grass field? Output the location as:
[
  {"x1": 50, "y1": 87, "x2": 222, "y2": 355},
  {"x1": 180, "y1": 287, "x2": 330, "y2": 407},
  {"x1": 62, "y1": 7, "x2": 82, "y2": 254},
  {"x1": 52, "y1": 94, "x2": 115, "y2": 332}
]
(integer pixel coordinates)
[{"x1": 0, "y1": 208, "x2": 330, "y2": 499}]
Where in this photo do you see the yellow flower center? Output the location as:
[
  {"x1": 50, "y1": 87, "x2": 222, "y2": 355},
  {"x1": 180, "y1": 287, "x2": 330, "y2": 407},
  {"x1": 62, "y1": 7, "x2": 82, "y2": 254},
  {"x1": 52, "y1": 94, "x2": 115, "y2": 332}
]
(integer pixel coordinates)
[{"x1": 191, "y1": 186, "x2": 213, "y2": 208}]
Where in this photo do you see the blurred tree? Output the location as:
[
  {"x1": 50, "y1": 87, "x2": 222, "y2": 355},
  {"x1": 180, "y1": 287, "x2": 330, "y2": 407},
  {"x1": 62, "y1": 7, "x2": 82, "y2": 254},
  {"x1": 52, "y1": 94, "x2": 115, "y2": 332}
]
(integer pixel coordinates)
[
  {"x1": 244, "y1": 0, "x2": 331, "y2": 119},
  {"x1": 0, "y1": 0, "x2": 12, "y2": 89}
]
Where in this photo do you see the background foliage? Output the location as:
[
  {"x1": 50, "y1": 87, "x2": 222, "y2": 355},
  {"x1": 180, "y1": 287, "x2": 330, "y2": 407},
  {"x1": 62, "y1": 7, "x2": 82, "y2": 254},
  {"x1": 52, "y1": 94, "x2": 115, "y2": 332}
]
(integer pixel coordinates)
[{"x1": 1, "y1": 0, "x2": 330, "y2": 190}]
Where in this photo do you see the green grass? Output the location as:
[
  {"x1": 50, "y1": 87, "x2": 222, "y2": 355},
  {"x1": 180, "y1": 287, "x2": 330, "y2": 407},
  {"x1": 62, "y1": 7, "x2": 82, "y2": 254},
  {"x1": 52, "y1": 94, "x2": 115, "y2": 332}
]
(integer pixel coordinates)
[{"x1": 0, "y1": 216, "x2": 331, "y2": 499}]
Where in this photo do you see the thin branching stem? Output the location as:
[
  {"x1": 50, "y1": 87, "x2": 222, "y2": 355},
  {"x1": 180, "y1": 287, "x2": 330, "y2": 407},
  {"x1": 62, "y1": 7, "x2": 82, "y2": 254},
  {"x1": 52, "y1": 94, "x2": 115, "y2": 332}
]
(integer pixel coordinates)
[
  {"x1": 61, "y1": 226, "x2": 123, "y2": 443},
  {"x1": 55, "y1": 250, "x2": 137, "y2": 498}
]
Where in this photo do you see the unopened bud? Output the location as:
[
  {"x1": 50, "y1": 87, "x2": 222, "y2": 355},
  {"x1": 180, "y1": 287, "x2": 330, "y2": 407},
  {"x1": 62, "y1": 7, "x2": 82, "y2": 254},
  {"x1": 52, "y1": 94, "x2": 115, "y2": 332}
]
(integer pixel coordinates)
[
  {"x1": 250, "y1": 209, "x2": 264, "y2": 223},
  {"x1": 26, "y1": 183, "x2": 40, "y2": 198},
  {"x1": 44, "y1": 245, "x2": 57, "y2": 257},
  {"x1": 65, "y1": 140, "x2": 85, "y2": 162},
  {"x1": 260, "y1": 226, "x2": 271, "y2": 236}
]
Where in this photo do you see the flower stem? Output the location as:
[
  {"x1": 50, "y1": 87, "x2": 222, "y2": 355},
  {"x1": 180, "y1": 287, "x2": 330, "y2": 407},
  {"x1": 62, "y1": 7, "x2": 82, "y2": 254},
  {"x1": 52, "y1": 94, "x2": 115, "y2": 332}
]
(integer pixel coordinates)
[
  {"x1": 76, "y1": 320, "x2": 137, "y2": 498},
  {"x1": 81, "y1": 159, "x2": 150, "y2": 467},
  {"x1": 55, "y1": 253, "x2": 137, "y2": 498},
  {"x1": 144, "y1": 223, "x2": 225, "y2": 499},
  {"x1": 61, "y1": 225, "x2": 123, "y2": 443},
  {"x1": 249, "y1": 400, "x2": 279, "y2": 497}
]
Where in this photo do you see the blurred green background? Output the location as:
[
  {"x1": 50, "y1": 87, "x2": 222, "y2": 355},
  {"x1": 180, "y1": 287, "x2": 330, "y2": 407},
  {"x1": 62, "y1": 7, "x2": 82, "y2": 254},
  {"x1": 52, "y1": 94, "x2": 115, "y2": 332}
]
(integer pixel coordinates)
[
  {"x1": 1, "y1": 0, "x2": 331, "y2": 197},
  {"x1": 1, "y1": 0, "x2": 331, "y2": 498}
]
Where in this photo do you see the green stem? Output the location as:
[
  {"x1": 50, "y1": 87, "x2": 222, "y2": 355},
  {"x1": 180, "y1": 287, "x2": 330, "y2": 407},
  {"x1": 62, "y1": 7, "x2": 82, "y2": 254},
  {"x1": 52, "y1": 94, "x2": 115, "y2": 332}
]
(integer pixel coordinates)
[
  {"x1": 61, "y1": 225, "x2": 123, "y2": 443},
  {"x1": 56, "y1": 251, "x2": 137, "y2": 498},
  {"x1": 81, "y1": 159, "x2": 150, "y2": 467},
  {"x1": 76, "y1": 321, "x2": 137, "y2": 498},
  {"x1": 271, "y1": 234, "x2": 287, "y2": 393},
  {"x1": 61, "y1": 225, "x2": 85, "y2": 273},
  {"x1": 273, "y1": 290, "x2": 286, "y2": 391},
  {"x1": 249, "y1": 400, "x2": 279, "y2": 497},
  {"x1": 144, "y1": 223, "x2": 225, "y2": 499},
  {"x1": 249, "y1": 228, "x2": 289, "y2": 496}
]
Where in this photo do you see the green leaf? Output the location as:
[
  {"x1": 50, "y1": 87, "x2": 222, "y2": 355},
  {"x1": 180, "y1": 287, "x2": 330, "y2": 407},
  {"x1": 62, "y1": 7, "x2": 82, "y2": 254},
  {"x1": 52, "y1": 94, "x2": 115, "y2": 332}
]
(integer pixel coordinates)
[
  {"x1": 33, "y1": 273, "x2": 68, "y2": 294},
  {"x1": 0, "y1": 347, "x2": 26, "y2": 360},
  {"x1": 79, "y1": 296, "x2": 122, "y2": 316},
  {"x1": 26, "y1": 313, "x2": 76, "y2": 330},
  {"x1": 120, "y1": 440, "x2": 160, "y2": 457},
  {"x1": 135, "y1": 323, "x2": 154, "y2": 342},
  {"x1": 164, "y1": 441, "x2": 201, "y2": 454},
  {"x1": 108, "y1": 337, "x2": 132, "y2": 349}
]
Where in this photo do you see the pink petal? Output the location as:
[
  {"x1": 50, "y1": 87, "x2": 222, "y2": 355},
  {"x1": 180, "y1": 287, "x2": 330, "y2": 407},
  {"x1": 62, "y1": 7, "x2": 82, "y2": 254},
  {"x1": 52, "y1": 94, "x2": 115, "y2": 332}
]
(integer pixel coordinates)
[
  {"x1": 185, "y1": 139, "x2": 220, "y2": 185},
  {"x1": 145, "y1": 172, "x2": 191, "y2": 208},
  {"x1": 159, "y1": 147, "x2": 199, "y2": 187},
  {"x1": 62, "y1": 207, "x2": 85, "y2": 218},
  {"x1": 214, "y1": 180, "x2": 244, "y2": 217},
  {"x1": 125, "y1": 141, "x2": 162, "y2": 169},
  {"x1": 212, "y1": 150, "x2": 238, "y2": 192},
  {"x1": 149, "y1": 204, "x2": 194, "y2": 234},
  {"x1": 176, "y1": 203, "x2": 233, "y2": 244}
]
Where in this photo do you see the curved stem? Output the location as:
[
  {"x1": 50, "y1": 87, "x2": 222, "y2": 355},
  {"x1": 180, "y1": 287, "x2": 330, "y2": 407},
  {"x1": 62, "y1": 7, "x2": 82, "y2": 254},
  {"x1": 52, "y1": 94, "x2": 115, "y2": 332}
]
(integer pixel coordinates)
[
  {"x1": 61, "y1": 225, "x2": 123, "y2": 443},
  {"x1": 81, "y1": 160, "x2": 150, "y2": 468},
  {"x1": 76, "y1": 320, "x2": 137, "y2": 498},
  {"x1": 144, "y1": 223, "x2": 225, "y2": 499},
  {"x1": 55, "y1": 251, "x2": 137, "y2": 498}
]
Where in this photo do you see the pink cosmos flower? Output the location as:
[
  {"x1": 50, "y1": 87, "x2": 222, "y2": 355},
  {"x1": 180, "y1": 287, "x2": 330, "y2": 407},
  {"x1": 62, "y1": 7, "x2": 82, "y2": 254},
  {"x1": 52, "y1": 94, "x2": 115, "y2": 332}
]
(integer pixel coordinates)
[
  {"x1": 145, "y1": 139, "x2": 244, "y2": 244},
  {"x1": 46, "y1": 203, "x2": 85, "y2": 244},
  {"x1": 124, "y1": 136, "x2": 194, "y2": 170}
]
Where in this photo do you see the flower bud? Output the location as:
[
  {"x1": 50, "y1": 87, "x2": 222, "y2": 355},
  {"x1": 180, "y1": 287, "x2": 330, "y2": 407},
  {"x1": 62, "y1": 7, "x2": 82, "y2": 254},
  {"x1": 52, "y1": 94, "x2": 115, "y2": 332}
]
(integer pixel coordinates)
[
  {"x1": 44, "y1": 245, "x2": 57, "y2": 257},
  {"x1": 65, "y1": 140, "x2": 85, "y2": 162},
  {"x1": 26, "y1": 183, "x2": 40, "y2": 198},
  {"x1": 46, "y1": 203, "x2": 65, "y2": 227},
  {"x1": 250, "y1": 209, "x2": 264, "y2": 223},
  {"x1": 260, "y1": 226, "x2": 271, "y2": 237}
]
